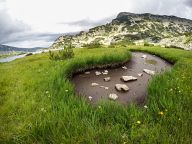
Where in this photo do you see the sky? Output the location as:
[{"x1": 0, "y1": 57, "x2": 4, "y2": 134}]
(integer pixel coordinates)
[{"x1": 0, "y1": 0, "x2": 192, "y2": 48}]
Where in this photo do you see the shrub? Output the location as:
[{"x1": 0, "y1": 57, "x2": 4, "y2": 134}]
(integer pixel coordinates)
[
  {"x1": 49, "y1": 47, "x2": 74, "y2": 60},
  {"x1": 83, "y1": 42, "x2": 103, "y2": 48}
]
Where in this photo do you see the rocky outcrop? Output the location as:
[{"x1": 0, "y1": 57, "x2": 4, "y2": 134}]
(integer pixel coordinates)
[{"x1": 51, "y1": 12, "x2": 192, "y2": 50}]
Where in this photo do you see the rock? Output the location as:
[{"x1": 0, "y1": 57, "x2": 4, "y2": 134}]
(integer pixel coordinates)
[
  {"x1": 95, "y1": 71, "x2": 101, "y2": 76},
  {"x1": 138, "y1": 73, "x2": 143, "y2": 77},
  {"x1": 115, "y1": 84, "x2": 129, "y2": 92},
  {"x1": 141, "y1": 55, "x2": 147, "y2": 58},
  {"x1": 26, "y1": 53, "x2": 33, "y2": 56},
  {"x1": 104, "y1": 77, "x2": 111, "y2": 82},
  {"x1": 143, "y1": 69, "x2": 155, "y2": 75},
  {"x1": 91, "y1": 83, "x2": 99, "y2": 86},
  {"x1": 100, "y1": 86, "x2": 109, "y2": 90},
  {"x1": 121, "y1": 76, "x2": 137, "y2": 82},
  {"x1": 84, "y1": 71, "x2": 90, "y2": 74},
  {"x1": 102, "y1": 72, "x2": 108, "y2": 75},
  {"x1": 122, "y1": 66, "x2": 128, "y2": 70},
  {"x1": 88, "y1": 96, "x2": 93, "y2": 101},
  {"x1": 109, "y1": 93, "x2": 118, "y2": 100},
  {"x1": 104, "y1": 87, "x2": 109, "y2": 90},
  {"x1": 102, "y1": 70, "x2": 108, "y2": 75}
]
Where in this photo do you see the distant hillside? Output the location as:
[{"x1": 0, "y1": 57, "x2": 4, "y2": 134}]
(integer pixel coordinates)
[
  {"x1": 0, "y1": 44, "x2": 43, "y2": 52},
  {"x1": 52, "y1": 12, "x2": 192, "y2": 50}
]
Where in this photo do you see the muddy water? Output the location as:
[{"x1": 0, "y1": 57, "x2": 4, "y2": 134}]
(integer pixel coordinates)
[{"x1": 71, "y1": 52, "x2": 172, "y2": 105}]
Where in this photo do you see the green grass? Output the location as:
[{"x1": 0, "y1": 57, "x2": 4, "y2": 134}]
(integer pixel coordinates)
[{"x1": 0, "y1": 46, "x2": 192, "y2": 143}]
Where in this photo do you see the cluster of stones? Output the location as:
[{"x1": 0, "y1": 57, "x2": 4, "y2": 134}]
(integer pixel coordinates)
[{"x1": 86, "y1": 55, "x2": 156, "y2": 101}]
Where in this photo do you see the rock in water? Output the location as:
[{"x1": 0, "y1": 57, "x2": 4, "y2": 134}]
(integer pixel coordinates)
[
  {"x1": 100, "y1": 86, "x2": 109, "y2": 90},
  {"x1": 122, "y1": 66, "x2": 128, "y2": 70},
  {"x1": 102, "y1": 70, "x2": 108, "y2": 75},
  {"x1": 115, "y1": 84, "x2": 129, "y2": 92},
  {"x1": 121, "y1": 76, "x2": 137, "y2": 82},
  {"x1": 91, "y1": 83, "x2": 99, "y2": 86},
  {"x1": 95, "y1": 71, "x2": 101, "y2": 76},
  {"x1": 138, "y1": 73, "x2": 143, "y2": 77},
  {"x1": 109, "y1": 93, "x2": 118, "y2": 100},
  {"x1": 84, "y1": 71, "x2": 90, "y2": 74},
  {"x1": 104, "y1": 77, "x2": 111, "y2": 82},
  {"x1": 141, "y1": 55, "x2": 147, "y2": 58},
  {"x1": 143, "y1": 69, "x2": 155, "y2": 75}
]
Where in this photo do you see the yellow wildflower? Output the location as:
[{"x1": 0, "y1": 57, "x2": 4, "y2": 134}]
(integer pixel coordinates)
[
  {"x1": 158, "y1": 111, "x2": 164, "y2": 116},
  {"x1": 136, "y1": 121, "x2": 141, "y2": 124}
]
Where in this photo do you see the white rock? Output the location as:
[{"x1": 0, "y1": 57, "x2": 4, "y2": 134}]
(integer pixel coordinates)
[
  {"x1": 121, "y1": 76, "x2": 137, "y2": 82},
  {"x1": 115, "y1": 84, "x2": 129, "y2": 92},
  {"x1": 109, "y1": 93, "x2": 118, "y2": 100},
  {"x1": 102, "y1": 72, "x2": 108, "y2": 75},
  {"x1": 95, "y1": 71, "x2": 101, "y2": 76},
  {"x1": 91, "y1": 83, "x2": 99, "y2": 86},
  {"x1": 141, "y1": 55, "x2": 147, "y2": 59},
  {"x1": 138, "y1": 73, "x2": 143, "y2": 77},
  {"x1": 122, "y1": 66, "x2": 128, "y2": 70},
  {"x1": 88, "y1": 96, "x2": 93, "y2": 101},
  {"x1": 143, "y1": 69, "x2": 155, "y2": 75},
  {"x1": 104, "y1": 70, "x2": 108, "y2": 73},
  {"x1": 104, "y1": 87, "x2": 109, "y2": 90},
  {"x1": 84, "y1": 71, "x2": 90, "y2": 74},
  {"x1": 100, "y1": 86, "x2": 109, "y2": 90},
  {"x1": 104, "y1": 77, "x2": 111, "y2": 82}
]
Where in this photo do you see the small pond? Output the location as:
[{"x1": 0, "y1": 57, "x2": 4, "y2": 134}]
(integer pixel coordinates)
[{"x1": 72, "y1": 52, "x2": 172, "y2": 105}]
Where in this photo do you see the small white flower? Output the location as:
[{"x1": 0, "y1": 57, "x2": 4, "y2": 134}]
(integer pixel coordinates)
[
  {"x1": 144, "y1": 105, "x2": 148, "y2": 109},
  {"x1": 40, "y1": 108, "x2": 46, "y2": 112},
  {"x1": 65, "y1": 90, "x2": 69, "y2": 92},
  {"x1": 45, "y1": 91, "x2": 49, "y2": 94},
  {"x1": 88, "y1": 96, "x2": 93, "y2": 101}
]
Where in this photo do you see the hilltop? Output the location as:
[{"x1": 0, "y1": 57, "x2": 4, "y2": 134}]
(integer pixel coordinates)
[{"x1": 51, "y1": 12, "x2": 192, "y2": 50}]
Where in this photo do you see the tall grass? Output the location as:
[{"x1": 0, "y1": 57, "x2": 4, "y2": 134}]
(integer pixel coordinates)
[{"x1": 0, "y1": 46, "x2": 192, "y2": 143}]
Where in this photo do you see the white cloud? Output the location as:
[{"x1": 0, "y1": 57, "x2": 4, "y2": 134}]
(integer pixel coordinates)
[{"x1": 1, "y1": 0, "x2": 192, "y2": 48}]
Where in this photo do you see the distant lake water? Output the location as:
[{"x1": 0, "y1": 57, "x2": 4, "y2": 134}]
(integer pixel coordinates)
[
  {"x1": 0, "y1": 49, "x2": 61, "y2": 63},
  {"x1": 0, "y1": 54, "x2": 26, "y2": 63}
]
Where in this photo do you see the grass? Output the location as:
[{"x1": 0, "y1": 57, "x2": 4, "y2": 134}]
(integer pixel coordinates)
[{"x1": 0, "y1": 46, "x2": 192, "y2": 143}]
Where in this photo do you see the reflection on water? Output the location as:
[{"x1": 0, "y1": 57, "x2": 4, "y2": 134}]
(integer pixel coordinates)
[
  {"x1": 145, "y1": 59, "x2": 157, "y2": 65},
  {"x1": 0, "y1": 49, "x2": 62, "y2": 63},
  {"x1": 0, "y1": 54, "x2": 26, "y2": 63}
]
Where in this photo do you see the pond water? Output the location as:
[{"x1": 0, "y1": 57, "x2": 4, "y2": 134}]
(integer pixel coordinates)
[{"x1": 71, "y1": 52, "x2": 172, "y2": 105}]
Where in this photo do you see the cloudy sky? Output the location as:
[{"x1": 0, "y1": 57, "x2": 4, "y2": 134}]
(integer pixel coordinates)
[{"x1": 0, "y1": 0, "x2": 192, "y2": 48}]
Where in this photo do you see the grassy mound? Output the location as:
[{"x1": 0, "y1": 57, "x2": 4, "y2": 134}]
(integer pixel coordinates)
[{"x1": 0, "y1": 46, "x2": 192, "y2": 143}]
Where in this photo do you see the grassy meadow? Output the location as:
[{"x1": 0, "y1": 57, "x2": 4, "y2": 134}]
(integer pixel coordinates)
[{"x1": 0, "y1": 46, "x2": 192, "y2": 143}]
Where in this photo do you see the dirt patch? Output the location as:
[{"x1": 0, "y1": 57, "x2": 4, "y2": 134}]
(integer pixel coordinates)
[{"x1": 71, "y1": 52, "x2": 172, "y2": 105}]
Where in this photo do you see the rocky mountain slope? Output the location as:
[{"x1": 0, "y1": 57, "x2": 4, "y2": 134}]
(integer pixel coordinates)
[{"x1": 51, "y1": 12, "x2": 192, "y2": 50}]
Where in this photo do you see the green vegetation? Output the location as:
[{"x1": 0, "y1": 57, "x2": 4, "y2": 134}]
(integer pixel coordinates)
[
  {"x1": 49, "y1": 48, "x2": 74, "y2": 60},
  {"x1": 0, "y1": 46, "x2": 192, "y2": 143},
  {"x1": 83, "y1": 42, "x2": 103, "y2": 48}
]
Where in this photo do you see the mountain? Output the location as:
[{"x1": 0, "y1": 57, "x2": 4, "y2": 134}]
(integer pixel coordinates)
[
  {"x1": 51, "y1": 12, "x2": 192, "y2": 50},
  {"x1": 0, "y1": 44, "x2": 43, "y2": 53}
]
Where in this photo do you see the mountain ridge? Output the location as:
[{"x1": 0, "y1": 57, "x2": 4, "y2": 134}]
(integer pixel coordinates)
[
  {"x1": 51, "y1": 12, "x2": 192, "y2": 50},
  {"x1": 0, "y1": 44, "x2": 43, "y2": 52}
]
